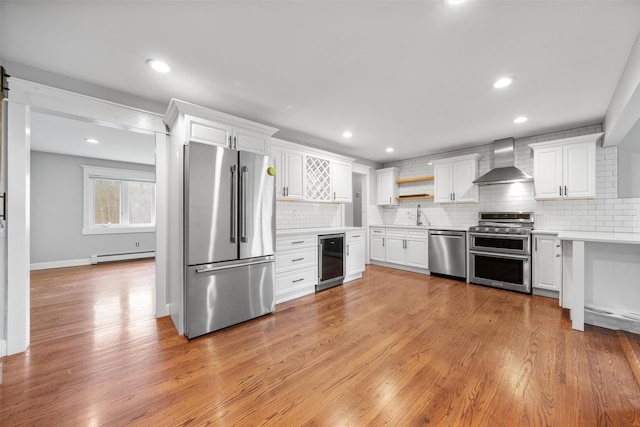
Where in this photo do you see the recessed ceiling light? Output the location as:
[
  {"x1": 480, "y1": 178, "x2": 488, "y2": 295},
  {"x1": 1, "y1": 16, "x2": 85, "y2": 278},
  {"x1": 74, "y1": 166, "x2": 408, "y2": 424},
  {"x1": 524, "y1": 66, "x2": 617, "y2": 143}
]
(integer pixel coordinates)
[
  {"x1": 146, "y1": 59, "x2": 170, "y2": 73},
  {"x1": 443, "y1": 0, "x2": 468, "y2": 6},
  {"x1": 342, "y1": 131, "x2": 352, "y2": 138},
  {"x1": 386, "y1": 147, "x2": 394, "y2": 153},
  {"x1": 85, "y1": 138, "x2": 100, "y2": 144},
  {"x1": 493, "y1": 77, "x2": 514, "y2": 89},
  {"x1": 513, "y1": 116, "x2": 528, "y2": 124}
]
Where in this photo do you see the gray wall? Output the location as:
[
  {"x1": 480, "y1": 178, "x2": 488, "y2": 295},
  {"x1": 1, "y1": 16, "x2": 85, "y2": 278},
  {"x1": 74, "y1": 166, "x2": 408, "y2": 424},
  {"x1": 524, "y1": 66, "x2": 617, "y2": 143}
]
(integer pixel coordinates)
[{"x1": 30, "y1": 151, "x2": 156, "y2": 265}]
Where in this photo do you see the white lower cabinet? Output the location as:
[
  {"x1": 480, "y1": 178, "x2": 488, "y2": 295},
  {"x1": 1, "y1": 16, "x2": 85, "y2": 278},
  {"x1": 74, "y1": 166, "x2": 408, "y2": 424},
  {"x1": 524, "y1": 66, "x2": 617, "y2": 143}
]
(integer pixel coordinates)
[
  {"x1": 275, "y1": 234, "x2": 317, "y2": 303},
  {"x1": 370, "y1": 227, "x2": 386, "y2": 261},
  {"x1": 370, "y1": 227, "x2": 428, "y2": 270},
  {"x1": 532, "y1": 234, "x2": 562, "y2": 298},
  {"x1": 345, "y1": 230, "x2": 366, "y2": 282}
]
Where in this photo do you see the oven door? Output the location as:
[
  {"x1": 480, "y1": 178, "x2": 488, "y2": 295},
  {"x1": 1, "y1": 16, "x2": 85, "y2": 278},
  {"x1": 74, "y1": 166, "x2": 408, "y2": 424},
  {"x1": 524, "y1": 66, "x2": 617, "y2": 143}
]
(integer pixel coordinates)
[
  {"x1": 469, "y1": 250, "x2": 531, "y2": 294},
  {"x1": 469, "y1": 233, "x2": 530, "y2": 255}
]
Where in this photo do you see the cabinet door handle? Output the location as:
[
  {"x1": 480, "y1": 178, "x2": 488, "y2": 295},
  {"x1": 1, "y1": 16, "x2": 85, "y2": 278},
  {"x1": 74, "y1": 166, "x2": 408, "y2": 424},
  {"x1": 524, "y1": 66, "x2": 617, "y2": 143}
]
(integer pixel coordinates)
[
  {"x1": 564, "y1": 186, "x2": 567, "y2": 196},
  {"x1": 382, "y1": 238, "x2": 385, "y2": 247},
  {"x1": 352, "y1": 234, "x2": 360, "y2": 238},
  {"x1": 389, "y1": 196, "x2": 392, "y2": 204},
  {"x1": 347, "y1": 244, "x2": 350, "y2": 256},
  {"x1": 291, "y1": 241, "x2": 305, "y2": 244},
  {"x1": 292, "y1": 258, "x2": 304, "y2": 262},
  {"x1": 233, "y1": 136, "x2": 237, "y2": 148},
  {"x1": 535, "y1": 238, "x2": 537, "y2": 251},
  {"x1": 292, "y1": 278, "x2": 305, "y2": 283},
  {"x1": 559, "y1": 186, "x2": 562, "y2": 196},
  {"x1": 333, "y1": 192, "x2": 336, "y2": 200}
]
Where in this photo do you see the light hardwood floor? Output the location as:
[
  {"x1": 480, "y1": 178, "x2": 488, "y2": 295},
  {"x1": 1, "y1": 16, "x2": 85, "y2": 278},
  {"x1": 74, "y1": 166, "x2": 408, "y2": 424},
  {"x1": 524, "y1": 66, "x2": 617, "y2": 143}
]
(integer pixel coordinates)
[{"x1": 1, "y1": 260, "x2": 639, "y2": 426}]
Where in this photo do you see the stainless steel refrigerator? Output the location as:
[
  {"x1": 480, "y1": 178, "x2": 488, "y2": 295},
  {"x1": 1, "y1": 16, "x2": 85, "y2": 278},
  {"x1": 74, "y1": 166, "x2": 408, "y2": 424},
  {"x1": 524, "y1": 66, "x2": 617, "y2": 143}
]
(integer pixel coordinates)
[{"x1": 184, "y1": 142, "x2": 276, "y2": 339}]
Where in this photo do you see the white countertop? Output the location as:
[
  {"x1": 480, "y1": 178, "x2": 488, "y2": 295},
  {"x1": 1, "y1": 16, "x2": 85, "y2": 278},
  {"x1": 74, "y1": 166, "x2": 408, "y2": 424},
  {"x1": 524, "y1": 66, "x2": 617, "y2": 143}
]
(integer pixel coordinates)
[
  {"x1": 370, "y1": 224, "x2": 469, "y2": 232},
  {"x1": 276, "y1": 226, "x2": 365, "y2": 237},
  {"x1": 556, "y1": 231, "x2": 640, "y2": 245},
  {"x1": 535, "y1": 229, "x2": 640, "y2": 244}
]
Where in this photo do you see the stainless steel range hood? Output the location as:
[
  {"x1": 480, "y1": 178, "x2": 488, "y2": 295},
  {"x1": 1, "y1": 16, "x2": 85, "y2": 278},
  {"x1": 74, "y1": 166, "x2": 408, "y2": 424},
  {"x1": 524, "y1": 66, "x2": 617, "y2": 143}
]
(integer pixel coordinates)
[{"x1": 473, "y1": 138, "x2": 533, "y2": 185}]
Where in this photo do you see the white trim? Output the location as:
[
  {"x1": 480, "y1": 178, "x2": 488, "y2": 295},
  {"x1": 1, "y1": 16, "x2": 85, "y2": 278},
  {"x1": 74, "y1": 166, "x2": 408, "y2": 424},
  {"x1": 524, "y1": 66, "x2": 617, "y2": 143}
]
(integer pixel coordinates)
[
  {"x1": 81, "y1": 165, "x2": 155, "y2": 182},
  {"x1": 5, "y1": 79, "x2": 170, "y2": 355},
  {"x1": 82, "y1": 226, "x2": 155, "y2": 235},
  {"x1": 9, "y1": 78, "x2": 166, "y2": 134},
  {"x1": 154, "y1": 132, "x2": 168, "y2": 317},
  {"x1": 527, "y1": 132, "x2": 604, "y2": 150},
  {"x1": 6, "y1": 100, "x2": 30, "y2": 355},
  {"x1": 30, "y1": 258, "x2": 92, "y2": 270},
  {"x1": 81, "y1": 165, "x2": 156, "y2": 235}
]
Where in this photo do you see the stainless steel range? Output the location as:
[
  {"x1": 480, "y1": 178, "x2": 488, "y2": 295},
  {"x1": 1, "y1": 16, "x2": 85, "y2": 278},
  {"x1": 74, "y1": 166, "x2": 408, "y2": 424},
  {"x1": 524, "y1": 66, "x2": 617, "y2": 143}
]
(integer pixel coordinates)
[{"x1": 468, "y1": 212, "x2": 534, "y2": 294}]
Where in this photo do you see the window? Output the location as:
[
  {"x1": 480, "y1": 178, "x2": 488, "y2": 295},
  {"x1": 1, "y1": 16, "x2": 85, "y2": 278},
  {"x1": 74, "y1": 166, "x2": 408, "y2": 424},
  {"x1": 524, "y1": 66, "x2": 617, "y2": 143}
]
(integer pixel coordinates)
[{"x1": 82, "y1": 165, "x2": 156, "y2": 235}]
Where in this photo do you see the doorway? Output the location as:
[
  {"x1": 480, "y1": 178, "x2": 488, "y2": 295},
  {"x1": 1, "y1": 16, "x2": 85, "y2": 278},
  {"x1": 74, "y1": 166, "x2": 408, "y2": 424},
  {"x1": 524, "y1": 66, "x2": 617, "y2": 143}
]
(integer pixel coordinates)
[
  {"x1": 345, "y1": 172, "x2": 367, "y2": 227},
  {"x1": 3, "y1": 78, "x2": 167, "y2": 355}
]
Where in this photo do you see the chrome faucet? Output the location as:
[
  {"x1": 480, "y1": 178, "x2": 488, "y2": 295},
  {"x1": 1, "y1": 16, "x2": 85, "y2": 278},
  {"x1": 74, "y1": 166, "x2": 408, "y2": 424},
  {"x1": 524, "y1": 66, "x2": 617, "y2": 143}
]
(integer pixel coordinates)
[{"x1": 416, "y1": 204, "x2": 423, "y2": 226}]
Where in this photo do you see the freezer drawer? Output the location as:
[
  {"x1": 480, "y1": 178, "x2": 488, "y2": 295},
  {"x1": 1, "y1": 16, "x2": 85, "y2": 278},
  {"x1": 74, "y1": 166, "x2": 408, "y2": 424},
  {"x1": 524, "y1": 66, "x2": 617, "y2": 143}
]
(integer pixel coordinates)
[{"x1": 185, "y1": 256, "x2": 275, "y2": 339}]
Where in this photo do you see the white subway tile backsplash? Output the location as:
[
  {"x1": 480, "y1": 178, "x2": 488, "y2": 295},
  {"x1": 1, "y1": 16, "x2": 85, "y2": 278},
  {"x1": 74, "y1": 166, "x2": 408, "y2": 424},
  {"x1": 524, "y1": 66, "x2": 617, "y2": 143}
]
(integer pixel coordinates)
[{"x1": 377, "y1": 123, "x2": 639, "y2": 232}]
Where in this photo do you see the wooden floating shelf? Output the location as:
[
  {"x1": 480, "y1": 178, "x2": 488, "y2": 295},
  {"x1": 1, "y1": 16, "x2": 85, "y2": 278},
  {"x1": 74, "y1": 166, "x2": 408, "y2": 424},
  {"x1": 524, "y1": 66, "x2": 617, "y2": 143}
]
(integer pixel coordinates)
[
  {"x1": 396, "y1": 175, "x2": 434, "y2": 184},
  {"x1": 396, "y1": 195, "x2": 434, "y2": 201}
]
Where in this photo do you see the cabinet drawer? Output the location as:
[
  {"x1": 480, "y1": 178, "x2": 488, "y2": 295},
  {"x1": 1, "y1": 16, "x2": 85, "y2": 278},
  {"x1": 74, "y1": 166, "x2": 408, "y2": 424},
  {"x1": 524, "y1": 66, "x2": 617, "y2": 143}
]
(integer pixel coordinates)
[
  {"x1": 346, "y1": 230, "x2": 365, "y2": 242},
  {"x1": 276, "y1": 235, "x2": 317, "y2": 251},
  {"x1": 386, "y1": 228, "x2": 405, "y2": 237},
  {"x1": 277, "y1": 267, "x2": 317, "y2": 292},
  {"x1": 406, "y1": 229, "x2": 428, "y2": 238},
  {"x1": 370, "y1": 227, "x2": 385, "y2": 236},
  {"x1": 276, "y1": 247, "x2": 317, "y2": 273}
]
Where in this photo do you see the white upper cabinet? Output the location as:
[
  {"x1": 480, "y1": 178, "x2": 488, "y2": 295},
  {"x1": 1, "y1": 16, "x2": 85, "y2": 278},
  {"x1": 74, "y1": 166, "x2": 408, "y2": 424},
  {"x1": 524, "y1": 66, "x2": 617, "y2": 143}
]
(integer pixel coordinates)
[
  {"x1": 305, "y1": 155, "x2": 332, "y2": 202},
  {"x1": 529, "y1": 133, "x2": 602, "y2": 200},
  {"x1": 165, "y1": 99, "x2": 278, "y2": 156},
  {"x1": 271, "y1": 140, "x2": 305, "y2": 201},
  {"x1": 376, "y1": 167, "x2": 399, "y2": 206},
  {"x1": 331, "y1": 159, "x2": 352, "y2": 203},
  {"x1": 433, "y1": 154, "x2": 480, "y2": 203},
  {"x1": 233, "y1": 127, "x2": 271, "y2": 155},
  {"x1": 272, "y1": 138, "x2": 353, "y2": 203},
  {"x1": 185, "y1": 114, "x2": 232, "y2": 147}
]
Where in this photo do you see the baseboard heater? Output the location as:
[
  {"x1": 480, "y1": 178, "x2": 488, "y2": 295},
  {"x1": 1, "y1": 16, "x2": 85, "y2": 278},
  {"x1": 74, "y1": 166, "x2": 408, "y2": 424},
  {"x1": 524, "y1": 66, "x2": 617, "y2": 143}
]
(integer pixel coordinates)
[{"x1": 91, "y1": 251, "x2": 155, "y2": 264}]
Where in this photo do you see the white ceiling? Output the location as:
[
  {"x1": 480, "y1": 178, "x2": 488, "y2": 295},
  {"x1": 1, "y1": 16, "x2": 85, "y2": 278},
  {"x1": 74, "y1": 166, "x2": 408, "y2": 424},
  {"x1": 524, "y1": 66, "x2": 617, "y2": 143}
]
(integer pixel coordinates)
[
  {"x1": 2, "y1": 1, "x2": 639, "y2": 163},
  {"x1": 30, "y1": 112, "x2": 156, "y2": 165}
]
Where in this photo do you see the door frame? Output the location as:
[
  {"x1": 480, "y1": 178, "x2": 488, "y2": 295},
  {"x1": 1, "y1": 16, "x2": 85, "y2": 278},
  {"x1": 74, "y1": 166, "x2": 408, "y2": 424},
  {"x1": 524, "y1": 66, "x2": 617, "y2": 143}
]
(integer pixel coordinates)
[{"x1": 4, "y1": 78, "x2": 168, "y2": 355}]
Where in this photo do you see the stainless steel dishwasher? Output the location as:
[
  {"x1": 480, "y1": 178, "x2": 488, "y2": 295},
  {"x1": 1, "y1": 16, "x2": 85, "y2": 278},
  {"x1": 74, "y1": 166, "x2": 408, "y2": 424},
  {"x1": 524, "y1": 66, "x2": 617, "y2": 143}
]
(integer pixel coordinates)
[{"x1": 428, "y1": 229, "x2": 467, "y2": 279}]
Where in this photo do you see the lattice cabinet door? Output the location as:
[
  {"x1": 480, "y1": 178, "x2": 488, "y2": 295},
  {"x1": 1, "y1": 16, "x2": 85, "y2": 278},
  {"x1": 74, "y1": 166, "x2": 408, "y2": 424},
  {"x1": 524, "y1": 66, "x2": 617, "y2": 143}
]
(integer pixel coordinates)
[{"x1": 305, "y1": 155, "x2": 331, "y2": 201}]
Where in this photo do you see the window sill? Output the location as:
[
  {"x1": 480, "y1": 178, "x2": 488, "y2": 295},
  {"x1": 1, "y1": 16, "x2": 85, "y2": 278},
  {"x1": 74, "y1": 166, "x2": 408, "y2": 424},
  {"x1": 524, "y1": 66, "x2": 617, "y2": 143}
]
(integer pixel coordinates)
[{"x1": 82, "y1": 227, "x2": 156, "y2": 236}]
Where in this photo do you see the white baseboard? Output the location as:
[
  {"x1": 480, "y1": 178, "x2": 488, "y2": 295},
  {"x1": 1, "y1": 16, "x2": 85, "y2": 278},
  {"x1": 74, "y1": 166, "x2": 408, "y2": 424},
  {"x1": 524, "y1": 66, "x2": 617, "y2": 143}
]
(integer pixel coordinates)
[
  {"x1": 30, "y1": 258, "x2": 92, "y2": 270},
  {"x1": 91, "y1": 251, "x2": 155, "y2": 264},
  {"x1": 30, "y1": 252, "x2": 155, "y2": 270}
]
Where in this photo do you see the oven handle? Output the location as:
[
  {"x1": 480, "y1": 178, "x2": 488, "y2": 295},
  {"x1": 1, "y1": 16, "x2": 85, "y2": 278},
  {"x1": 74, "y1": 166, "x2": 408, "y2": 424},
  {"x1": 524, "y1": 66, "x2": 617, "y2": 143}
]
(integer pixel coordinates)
[
  {"x1": 470, "y1": 250, "x2": 530, "y2": 260},
  {"x1": 469, "y1": 232, "x2": 530, "y2": 240}
]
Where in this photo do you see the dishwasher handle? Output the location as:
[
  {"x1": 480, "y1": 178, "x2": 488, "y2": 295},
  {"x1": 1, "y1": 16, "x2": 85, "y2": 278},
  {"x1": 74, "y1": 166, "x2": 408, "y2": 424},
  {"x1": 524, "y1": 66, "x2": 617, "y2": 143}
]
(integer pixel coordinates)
[{"x1": 429, "y1": 230, "x2": 466, "y2": 238}]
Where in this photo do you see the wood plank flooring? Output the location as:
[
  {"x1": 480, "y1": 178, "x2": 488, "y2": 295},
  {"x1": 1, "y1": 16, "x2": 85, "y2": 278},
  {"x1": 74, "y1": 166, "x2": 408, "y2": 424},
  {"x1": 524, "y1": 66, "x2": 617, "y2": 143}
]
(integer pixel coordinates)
[{"x1": 1, "y1": 260, "x2": 639, "y2": 426}]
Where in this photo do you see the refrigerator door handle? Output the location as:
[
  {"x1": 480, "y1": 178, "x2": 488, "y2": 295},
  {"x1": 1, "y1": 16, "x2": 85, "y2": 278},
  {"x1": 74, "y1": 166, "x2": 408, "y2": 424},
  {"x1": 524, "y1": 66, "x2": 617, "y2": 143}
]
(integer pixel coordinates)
[
  {"x1": 230, "y1": 165, "x2": 237, "y2": 243},
  {"x1": 240, "y1": 165, "x2": 248, "y2": 243},
  {"x1": 195, "y1": 257, "x2": 274, "y2": 274}
]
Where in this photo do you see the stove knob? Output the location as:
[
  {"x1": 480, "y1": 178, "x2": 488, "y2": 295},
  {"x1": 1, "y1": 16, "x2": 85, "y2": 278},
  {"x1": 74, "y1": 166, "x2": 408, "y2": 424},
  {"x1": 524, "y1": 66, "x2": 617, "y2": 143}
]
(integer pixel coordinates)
[
  {"x1": 495, "y1": 228, "x2": 501, "y2": 233},
  {"x1": 484, "y1": 227, "x2": 490, "y2": 232}
]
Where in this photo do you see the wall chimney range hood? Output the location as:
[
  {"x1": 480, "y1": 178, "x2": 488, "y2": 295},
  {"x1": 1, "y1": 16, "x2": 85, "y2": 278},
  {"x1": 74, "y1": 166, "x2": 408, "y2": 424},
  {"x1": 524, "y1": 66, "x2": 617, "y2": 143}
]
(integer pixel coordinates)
[{"x1": 473, "y1": 138, "x2": 533, "y2": 185}]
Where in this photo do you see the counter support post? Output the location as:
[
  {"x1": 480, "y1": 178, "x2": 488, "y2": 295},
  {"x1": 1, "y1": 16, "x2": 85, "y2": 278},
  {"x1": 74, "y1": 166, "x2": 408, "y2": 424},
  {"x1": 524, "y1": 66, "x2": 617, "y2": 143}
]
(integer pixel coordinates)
[{"x1": 572, "y1": 240, "x2": 585, "y2": 331}]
